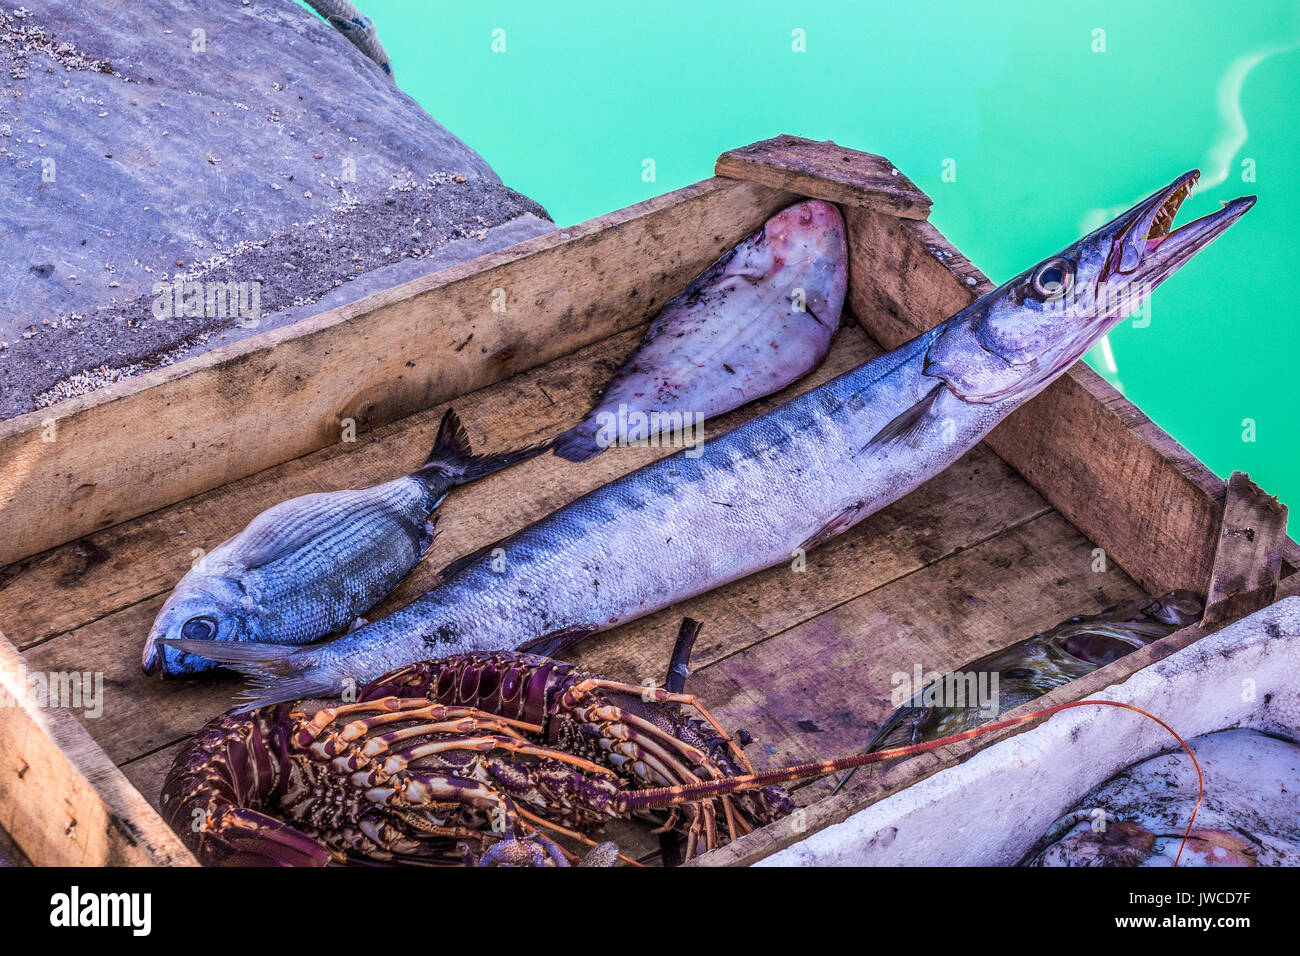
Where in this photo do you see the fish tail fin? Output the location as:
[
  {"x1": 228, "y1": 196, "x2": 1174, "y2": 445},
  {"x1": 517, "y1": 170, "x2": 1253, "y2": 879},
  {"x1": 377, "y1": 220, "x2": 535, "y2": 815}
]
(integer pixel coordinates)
[
  {"x1": 416, "y1": 408, "x2": 549, "y2": 487},
  {"x1": 159, "y1": 638, "x2": 341, "y2": 709},
  {"x1": 550, "y1": 422, "x2": 604, "y2": 463},
  {"x1": 234, "y1": 671, "x2": 342, "y2": 712}
]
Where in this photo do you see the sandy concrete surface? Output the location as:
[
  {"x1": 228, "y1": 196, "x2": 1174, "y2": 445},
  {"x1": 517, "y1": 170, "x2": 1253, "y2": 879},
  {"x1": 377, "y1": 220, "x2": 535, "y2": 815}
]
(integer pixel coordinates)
[{"x1": 0, "y1": 1, "x2": 554, "y2": 420}]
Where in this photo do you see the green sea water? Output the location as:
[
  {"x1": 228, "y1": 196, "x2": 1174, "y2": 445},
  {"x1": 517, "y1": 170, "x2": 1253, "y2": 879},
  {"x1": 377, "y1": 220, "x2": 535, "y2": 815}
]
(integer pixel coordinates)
[{"x1": 325, "y1": 1, "x2": 1299, "y2": 524}]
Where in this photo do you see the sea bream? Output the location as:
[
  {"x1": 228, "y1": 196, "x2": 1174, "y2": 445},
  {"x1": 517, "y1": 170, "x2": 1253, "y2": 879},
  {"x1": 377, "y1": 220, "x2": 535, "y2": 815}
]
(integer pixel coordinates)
[
  {"x1": 142, "y1": 409, "x2": 543, "y2": 677},
  {"x1": 166, "y1": 171, "x2": 1254, "y2": 706},
  {"x1": 552, "y1": 200, "x2": 847, "y2": 461}
]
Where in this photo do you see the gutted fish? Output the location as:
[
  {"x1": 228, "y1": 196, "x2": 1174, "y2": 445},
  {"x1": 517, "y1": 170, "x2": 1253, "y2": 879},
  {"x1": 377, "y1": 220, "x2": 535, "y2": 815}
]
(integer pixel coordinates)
[
  {"x1": 166, "y1": 171, "x2": 1253, "y2": 706},
  {"x1": 1023, "y1": 729, "x2": 1300, "y2": 866},
  {"x1": 552, "y1": 199, "x2": 847, "y2": 462},
  {"x1": 143, "y1": 409, "x2": 543, "y2": 677}
]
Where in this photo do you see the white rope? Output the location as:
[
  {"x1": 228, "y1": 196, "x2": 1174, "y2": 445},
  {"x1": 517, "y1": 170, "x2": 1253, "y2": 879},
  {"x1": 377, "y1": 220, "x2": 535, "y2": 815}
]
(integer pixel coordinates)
[{"x1": 303, "y1": 0, "x2": 395, "y2": 81}]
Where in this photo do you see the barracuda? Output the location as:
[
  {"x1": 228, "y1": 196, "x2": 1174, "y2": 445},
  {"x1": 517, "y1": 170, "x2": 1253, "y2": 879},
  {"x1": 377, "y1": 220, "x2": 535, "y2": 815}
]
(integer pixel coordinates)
[{"x1": 166, "y1": 171, "x2": 1254, "y2": 706}]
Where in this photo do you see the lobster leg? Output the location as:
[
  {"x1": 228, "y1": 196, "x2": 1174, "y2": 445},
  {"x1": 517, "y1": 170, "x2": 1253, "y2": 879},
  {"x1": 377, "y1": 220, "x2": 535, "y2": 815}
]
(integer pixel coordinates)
[
  {"x1": 207, "y1": 807, "x2": 333, "y2": 867},
  {"x1": 588, "y1": 720, "x2": 731, "y2": 853},
  {"x1": 576, "y1": 700, "x2": 747, "y2": 846},
  {"x1": 381, "y1": 735, "x2": 619, "y2": 779},
  {"x1": 358, "y1": 717, "x2": 534, "y2": 754},
  {"x1": 571, "y1": 678, "x2": 757, "y2": 775}
]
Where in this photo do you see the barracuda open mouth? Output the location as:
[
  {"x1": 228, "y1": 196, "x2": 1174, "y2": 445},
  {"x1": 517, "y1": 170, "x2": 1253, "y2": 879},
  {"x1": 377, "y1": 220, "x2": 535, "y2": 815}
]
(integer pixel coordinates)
[
  {"x1": 1145, "y1": 171, "x2": 1198, "y2": 246},
  {"x1": 1115, "y1": 169, "x2": 1255, "y2": 287}
]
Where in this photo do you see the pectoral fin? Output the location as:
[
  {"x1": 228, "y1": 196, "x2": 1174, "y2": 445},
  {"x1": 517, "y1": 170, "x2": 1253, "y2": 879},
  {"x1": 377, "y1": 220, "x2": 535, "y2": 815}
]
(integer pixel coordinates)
[
  {"x1": 798, "y1": 502, "x2": 866, "y2": 552},
  {"x1": 859, "y1": 382, "x2": 945, "y2": 457},
  {"x1": 516, "y1": 625, "x2": 598, "y2": 658}
]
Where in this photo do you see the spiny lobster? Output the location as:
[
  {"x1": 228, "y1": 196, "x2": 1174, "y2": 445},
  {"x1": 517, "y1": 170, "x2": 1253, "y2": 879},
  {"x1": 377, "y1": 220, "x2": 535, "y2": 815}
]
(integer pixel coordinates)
[
  {"x1": 162, "y1": 621, "x2": 794, "y2": 866},
  {"x1": 163, "y1": 619, "x2": 1206, "y2": 866}
]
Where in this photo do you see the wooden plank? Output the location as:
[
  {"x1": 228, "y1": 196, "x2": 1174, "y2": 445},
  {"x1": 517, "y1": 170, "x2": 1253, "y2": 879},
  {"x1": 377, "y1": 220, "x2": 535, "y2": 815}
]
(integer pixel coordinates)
[
  {"x1": 716, "y1": 135, "x2": 932, "y2": 220},
  {"x1": 0, "y1": 630, "x2": 195, "y2": 866},
  {"x1": 0, "y1": 324, "x2": 651, "y2": 648},
  {"x1": 685, "y1": 510, "x2": 1144, "y2": 802},
  {"x1": 0, "y1": 177, "x2": 795, "y2": 568},
  {"x1": 570, "y1": 446, "x2": 1047, "y2": 685},
  {"x1": 840, "y1": 206, "x2": 1300, "y2": 596},
  {"x1": 703, "y1": 554, "x2": 1300, "y2": 867},
  {"x1": 1202, "y1": 471, "x2": 1288, "y2": 628},
  {"x1": 696, "y1": 594, "x2": 1236, "y2": 867}
]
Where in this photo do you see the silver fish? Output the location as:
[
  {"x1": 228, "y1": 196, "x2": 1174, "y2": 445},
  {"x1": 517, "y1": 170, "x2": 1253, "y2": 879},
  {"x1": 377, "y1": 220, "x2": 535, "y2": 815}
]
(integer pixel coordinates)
[
  {"x1": 143, "y1": 409, "x2": 542, "y2": 678},
  {"x1": 167, "y1": 170, "x2": 1253, "y2": 706},
  {"x1": 552, "y1": 200, "x2": 847, "y2": 461},
  {"x1": 831, "y1": 590, "x2": 1204, "y2": 793}
]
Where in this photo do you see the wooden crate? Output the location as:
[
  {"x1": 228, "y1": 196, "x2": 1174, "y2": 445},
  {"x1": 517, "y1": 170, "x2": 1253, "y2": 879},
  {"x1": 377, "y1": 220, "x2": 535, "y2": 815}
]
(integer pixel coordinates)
[{"x1": 0, "y1": 136, "x2": 1293, "y2": 867}]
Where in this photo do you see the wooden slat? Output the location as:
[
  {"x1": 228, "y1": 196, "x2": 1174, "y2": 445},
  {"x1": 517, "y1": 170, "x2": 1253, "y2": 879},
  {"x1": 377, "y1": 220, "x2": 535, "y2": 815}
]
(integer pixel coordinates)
[
  {"x1": 0, "y1": 177, "x2": 795, "y2": 568},
  {"x1": 840, "y1": 206, "x2": 1298, "y2": 598},
  {"x1": 687, "y1": 510, "x2": 1144, "y2": 792},
  {"x1": 716, "y1": 135, "x2": 932, "y2": 219},
  {"x1": 695, "y1": 576, "x2": 1256, "y2": 868},
  {"x1": 0, "y1": 325, "x2": 648, "y2": 648},
  {"x1": 1202, "y1": 471, "x2": 1288, "y2": 627},
  {"x1": 0, "y1": 630, "x2": 196, "y2": 866}
]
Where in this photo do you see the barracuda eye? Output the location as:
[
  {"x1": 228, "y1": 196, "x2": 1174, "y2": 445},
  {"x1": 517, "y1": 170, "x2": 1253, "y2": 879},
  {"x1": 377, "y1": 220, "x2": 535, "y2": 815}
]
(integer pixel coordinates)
[
  {"x1": 181, "y1": 616, "x2": 218, "y2": 640},
  {"x1": 1030, "y1": 258, "x2": 1074, "y2": 300}
]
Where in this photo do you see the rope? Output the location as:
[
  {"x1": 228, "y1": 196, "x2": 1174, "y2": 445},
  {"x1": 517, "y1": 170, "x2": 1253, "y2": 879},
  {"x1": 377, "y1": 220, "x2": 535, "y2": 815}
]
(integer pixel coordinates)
[{"x1": 303, "y1": 0, "x2": 395, "y2": 81}]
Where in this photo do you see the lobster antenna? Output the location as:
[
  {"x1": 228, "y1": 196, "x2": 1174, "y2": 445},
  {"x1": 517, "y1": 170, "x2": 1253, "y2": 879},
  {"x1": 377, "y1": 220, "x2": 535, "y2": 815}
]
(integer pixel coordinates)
[{"x1": 614, "y1": 699, "x2": 1205, "y2": 867}]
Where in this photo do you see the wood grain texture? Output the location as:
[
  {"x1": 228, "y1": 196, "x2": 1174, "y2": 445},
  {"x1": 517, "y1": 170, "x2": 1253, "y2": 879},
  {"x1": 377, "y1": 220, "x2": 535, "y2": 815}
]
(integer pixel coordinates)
[
  {"x1": 686, "y1": 510, "x2": 1145, "y2": 802},
  {"x1": 0, "y1": 177, "x2": 795, "y2": 568},
  {"x1": 694, "y1": 582, "x2": 1234, "y2": 869},
  {"x1": 1202, "y1": 471, "x2": 1288, "y2": 627},
  {"x1": 715, "y1": 135, "x2": 932, "y2": 219},
  {"x1": 0, "y1": 630, "x2": 196, "y2": 866},
  {"x1": 841, "y1": 206, "x2": 1299, "y2": 597},
  {"x1": 0, "y1": 325, "x2": 648, "y2": 649}
]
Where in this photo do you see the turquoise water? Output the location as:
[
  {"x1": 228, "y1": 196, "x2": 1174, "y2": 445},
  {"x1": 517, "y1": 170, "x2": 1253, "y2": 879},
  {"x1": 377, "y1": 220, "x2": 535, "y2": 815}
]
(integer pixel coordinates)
[{"x1": 325, "y1": 1, "x2": 1298, "y2": 522}]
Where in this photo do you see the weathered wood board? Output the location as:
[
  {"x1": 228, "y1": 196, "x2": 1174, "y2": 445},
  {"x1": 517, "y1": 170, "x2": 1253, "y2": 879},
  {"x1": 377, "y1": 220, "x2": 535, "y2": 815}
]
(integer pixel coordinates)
[{"x1": 717, "y1": 135, "x2": 932, "y2": 219}]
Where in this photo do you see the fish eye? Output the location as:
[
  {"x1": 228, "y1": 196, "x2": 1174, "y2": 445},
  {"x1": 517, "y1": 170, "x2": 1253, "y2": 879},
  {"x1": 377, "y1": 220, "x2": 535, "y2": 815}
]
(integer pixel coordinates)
[
  {"x1": 181, "y1": 616, "x2": 218, "y2": 640},
  {"x1": 1030, "y1": 258, "x2": 1074, "y2": 300}
]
